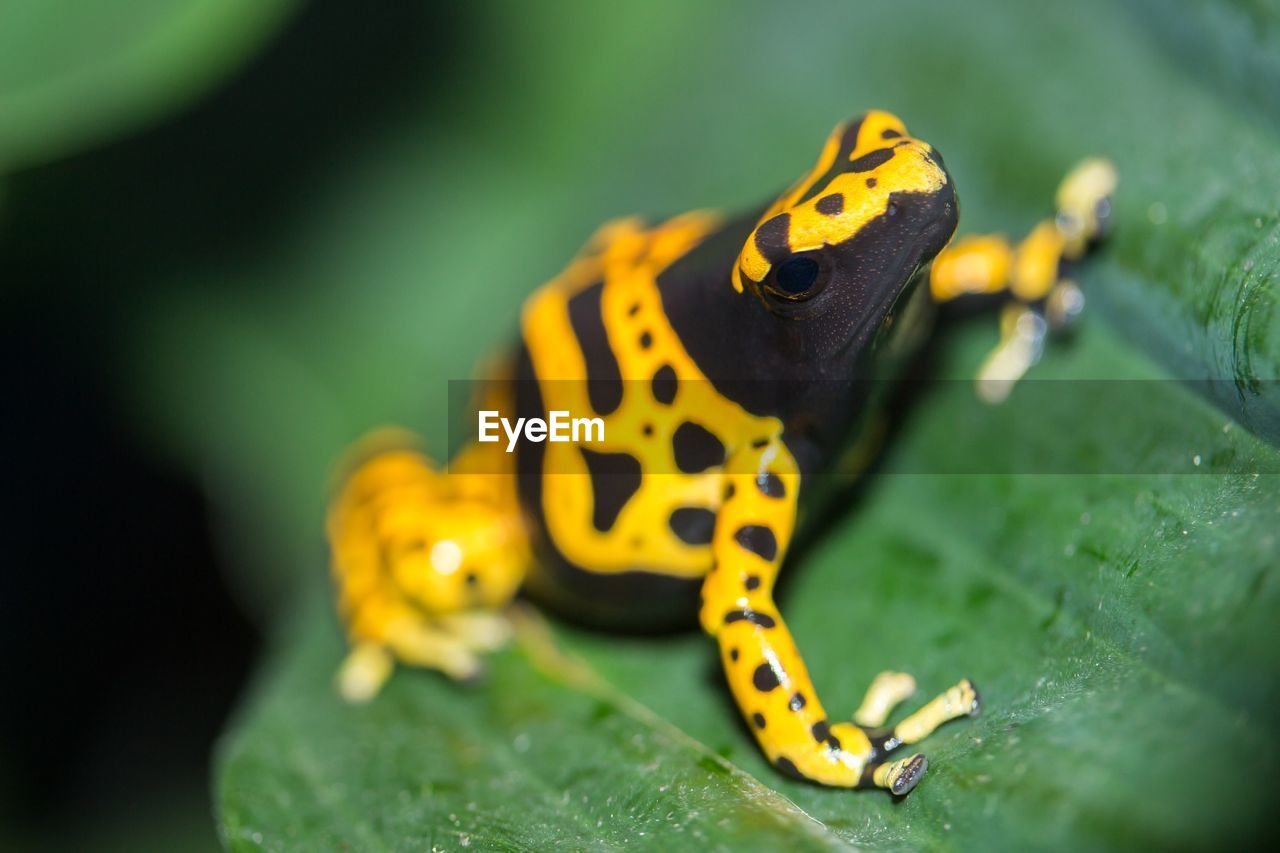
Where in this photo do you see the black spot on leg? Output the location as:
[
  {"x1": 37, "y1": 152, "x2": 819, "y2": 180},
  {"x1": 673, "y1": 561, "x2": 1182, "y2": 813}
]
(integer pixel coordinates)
[
  {"x1": 723, "y1": 482, "x2": 735, "y2": 501},
  {"x1": 673, "y1": 422, "x2": 724, "y2": 473},
  {"x1": 815, "y1": 193, "x2": 844, "y2": 216},
  {"x1": 627, "y1": 302, "x2": 641, "y2": 316},
  {"x1": 751, "y1": 437, "x2": 770, "y2": 449},
  {"x1": 756, "y1": 472, "x2": 785, "y2": 499},
  {"x1": 849, "y1": 147, "x2": 896, "y2": 173},
  {"x1": 639, "y1": 331, "x2": 653, "y2": 349},
  {"x1": 789, "y1": 692, "x2": 806, "y2": 711},
  {"x1": 811, "y1": 720, "x2": 841, "y2": 750},
  {"x1": 744, "y1": 575, "x2": 761, "y2": 591},
  {"x1": 734, "y1": 525, "x2": 778, "y2": 561},
  {"x1": 641, "y1": 423, "x2": 654, "y2": 437},
  {"x1": 724, "y1": 609, "x2": 776, "y2": 628},
  {"x1": 652, "y1": 364, "x2": 677, "y2": 405},
  {"x1": 465, "y1": 572, "x2": 479, "y2": 587},
  {"x1": 669, "y1": 507, "x2": 716, "y2": 545},
  {"x1": 729, "y1": 647, "x2": 739, "y2": 662},
  {"x1": 752, "y1": 712, "x2": 767, "y2": 729},
  {"x1": 866, "y1": 177, "x2": 877, "y2": 188},
  {"x1": 579, "y1": 447, "x2": 641, "y2": 532},
  {"x1": 774, "y1": 757, "x2": 808, "y2": 781},
  {"x1": 753, "y1": 213, "x2": 792, "y2": 265},
  {"x1": 753, "y1": 663, "x2": 780, "y2": 692}
]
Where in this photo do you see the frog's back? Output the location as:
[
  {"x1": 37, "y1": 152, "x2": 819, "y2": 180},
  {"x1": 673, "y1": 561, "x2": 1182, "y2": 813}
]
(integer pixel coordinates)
[{"x1": 512, "y1": 212, "x2": 780, "y2": 629}]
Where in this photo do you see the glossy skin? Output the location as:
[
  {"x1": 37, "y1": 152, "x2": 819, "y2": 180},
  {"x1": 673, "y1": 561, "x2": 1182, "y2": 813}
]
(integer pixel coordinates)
[{"x1": 328, "y1": 111, "x2": 1114, "y2": 794}]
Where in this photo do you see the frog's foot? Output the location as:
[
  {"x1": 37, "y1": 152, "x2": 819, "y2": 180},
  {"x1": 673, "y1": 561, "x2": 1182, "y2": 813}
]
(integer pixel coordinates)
[
  {"x1": 336, "y1": 610, "x2": 502, "y2": 703},
  {"x1": 437, "y1": 610, "x2": 515, "y2": 654},
  {"x1": 854, "y1": 677, "x2": 981, "y2": 794},
  {"x1": 930, "y1": 158, "x2": 1116, "y2": 403},
  {"x1": 337, "y1": 642, "x2": 394, "y2": 703},
  {"x1": 867, "y1": 753, "x2": 929, "y2": 796},
  {"x1": 853, "y1": 670, "x2": 917, "y2": 728}
]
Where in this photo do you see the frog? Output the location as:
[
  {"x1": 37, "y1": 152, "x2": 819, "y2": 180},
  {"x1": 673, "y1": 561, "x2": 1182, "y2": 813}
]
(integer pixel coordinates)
[{"x1": 327, "y1": 110, "x2": 1116, "y2": 795}]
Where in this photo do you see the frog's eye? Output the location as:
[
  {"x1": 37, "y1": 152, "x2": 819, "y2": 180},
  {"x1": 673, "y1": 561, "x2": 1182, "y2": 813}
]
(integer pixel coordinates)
[{"x1": 764, "y1": 254, "x2": 828, "y2": 301}]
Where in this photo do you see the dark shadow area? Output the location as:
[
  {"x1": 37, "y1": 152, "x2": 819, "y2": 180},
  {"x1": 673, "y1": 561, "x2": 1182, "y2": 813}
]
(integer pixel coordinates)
[{"x1": 0, "y1": 0, "x2": 473, "y2": 846}]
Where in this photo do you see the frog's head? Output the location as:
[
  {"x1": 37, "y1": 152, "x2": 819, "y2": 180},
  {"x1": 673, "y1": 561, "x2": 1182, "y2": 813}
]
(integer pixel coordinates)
[{"x1": 733, "y1": 110, "x2": 957, "y2": 361}]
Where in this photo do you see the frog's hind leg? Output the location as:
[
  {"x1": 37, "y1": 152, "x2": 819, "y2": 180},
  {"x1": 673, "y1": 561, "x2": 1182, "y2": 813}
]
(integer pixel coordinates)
[
  {"x1": 328, "y1": 429, "x2": 528, "y2": 702},
  {"x1": 929, "y1": 158, "x2": 1117, "y2": 402}
]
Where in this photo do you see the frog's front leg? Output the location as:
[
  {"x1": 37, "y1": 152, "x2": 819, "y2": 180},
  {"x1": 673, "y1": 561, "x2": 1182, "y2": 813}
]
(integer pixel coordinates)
[
  {"x1": 700, "y1": 438, "x2": 979, "y2": 793},
  {"x1": 930, "y1": 158, "x2": 1117, "y2": 402}
]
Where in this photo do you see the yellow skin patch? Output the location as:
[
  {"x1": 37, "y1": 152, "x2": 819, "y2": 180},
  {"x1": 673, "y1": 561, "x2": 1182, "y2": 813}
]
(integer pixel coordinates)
[
  {"x1": 521, "y1": 212, "x2": 780, "y2": 578},
  {"x1": 326, "y1": 111, "x2": 1114, "y2": 792}
]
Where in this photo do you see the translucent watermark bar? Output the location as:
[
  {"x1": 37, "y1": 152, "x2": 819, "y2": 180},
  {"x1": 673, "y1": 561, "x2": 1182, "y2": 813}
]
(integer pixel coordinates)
[{"x1": 440, "y1": 379, "x2": 1280, "y2": 476}]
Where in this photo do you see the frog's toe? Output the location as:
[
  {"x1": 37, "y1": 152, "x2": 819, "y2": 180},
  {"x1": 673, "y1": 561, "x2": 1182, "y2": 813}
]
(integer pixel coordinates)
[
  {"x1": 961, "y1": 678, "x2": 982, "y2": 717},
  {"x1": 865, "y1": 752, "x2": 928, "y2": 796}
]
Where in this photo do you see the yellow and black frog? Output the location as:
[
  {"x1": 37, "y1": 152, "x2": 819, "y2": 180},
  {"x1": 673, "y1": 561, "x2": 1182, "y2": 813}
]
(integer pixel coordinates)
[{"x1": 327, "y1": 110, "x2": 1115, "y2": 795}]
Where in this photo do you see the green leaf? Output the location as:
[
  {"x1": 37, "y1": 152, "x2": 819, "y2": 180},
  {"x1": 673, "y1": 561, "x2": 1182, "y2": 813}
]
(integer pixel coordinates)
[
  {"x1": 217, "y1": 594, "x2": 847, "y2": 851},
  {"x1": 0, "y1": 0, "x2": 299, "y2": 171},
  {"x1": 48, "y1": 0, "x2": 1272, "y2": 847},
  {"x1": 215, "y1": 322, "x2": 1280, "y2": 849}
]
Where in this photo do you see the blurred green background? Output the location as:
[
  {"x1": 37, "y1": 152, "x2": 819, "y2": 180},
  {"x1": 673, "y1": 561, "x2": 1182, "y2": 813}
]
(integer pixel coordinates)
[{"x1": 3, "y1": 0, "x2": 1279, "y2": 849}]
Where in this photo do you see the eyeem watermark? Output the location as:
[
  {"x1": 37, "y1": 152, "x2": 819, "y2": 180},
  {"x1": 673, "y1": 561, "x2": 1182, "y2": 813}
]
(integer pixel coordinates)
[{"x1": 478, "y1": 410, "x2": 605, "y2": 452}]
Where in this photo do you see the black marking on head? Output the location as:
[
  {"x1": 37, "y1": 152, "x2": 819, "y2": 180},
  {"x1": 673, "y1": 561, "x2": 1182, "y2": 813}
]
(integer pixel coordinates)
[
  {"x1": 815, "y1": 193, "x2": 844, "y2": 216},
  {"x1": 744, "y1": 574, "x2": 761, "y2": 591},
  {"x1": 652, "y1": 364, "x2": 678, "y2": 405},
  {"x1": 849, "y1": 147, "x2": 895, "y2": 173},
  {"x1": 734, "y1": 525, "x2": 778, "y2": 561},
  {"x1": 669, "y1": 506, "x2": 716, "y2": 545},
  {"x1": 729, "y1": 647, "x2": 739, "y2": 662},
  {"x1": 639, "y1": 331, "x2": 653, "y2": 349},
  {"x1": 795, "y1": 116, "x2": 867, "y2": 206},
  {"x1": 724, "y1": 609, "x2": 776, "y2": 628},
  {"x1": 754, "y1": 213, "x2": 792, "y2": 265},
  {"x1": 465, "y1": 571, "x2": 479, "y2": 587},
  {"x1": 789, "y1": 692, "x2": 806, "y2": 711},
  {"x1": 838, "y1": 119, "x2": 866, "y2": 150},
  {"x1": 753, "y1": 712, "x2": 767, "y2": 729},
  {"x1": 642, "y1": 422, "x2": 654, "y2": 436},
  {"x1": 774, "y1": 756, "x2": 808, "y2": 781},
  {"x1": 579, "y1": 447, "x2": 642, "y2": 532},
  {"x1": 567, "y1": 283, "x2": 622, "y2": 416},
  {"x1": 756, "y1": 472, "x2": 785, "y2": 499},
  {"x1": 866, "y1": 177, "x2": 877, "y2": 188},
  {"x1": 723, "y1": 482, "x2": 735, "y2": 501},
  {"x1": 881, "y1": 128, "x2": 902, "y2": 139},
  {"x1": 673, "y1": 422, "x2": 725, "y2": 473},
  {"x1": 627, "y1": 302, "x2": 641, "y2": 316},
  {"x1": 753, "y1": 663, "x2": 780, "y2": 692}
]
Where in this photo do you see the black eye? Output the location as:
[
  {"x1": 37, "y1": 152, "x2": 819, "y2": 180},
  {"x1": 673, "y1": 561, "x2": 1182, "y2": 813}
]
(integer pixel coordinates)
[{"x1": 773, "y1": 256, "x2": 821, "y2": 294}]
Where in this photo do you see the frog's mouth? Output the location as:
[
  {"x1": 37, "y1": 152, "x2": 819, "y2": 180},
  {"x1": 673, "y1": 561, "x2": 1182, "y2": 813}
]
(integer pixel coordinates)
[{"x1": 820, "y1": 186, "x2": 957, "y2": 360}]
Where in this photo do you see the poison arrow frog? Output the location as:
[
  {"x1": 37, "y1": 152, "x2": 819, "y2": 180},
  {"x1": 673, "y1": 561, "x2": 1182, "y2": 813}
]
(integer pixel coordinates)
[{"x1": 327, "y1": 110, "x2": 1115, "y2": 795}]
